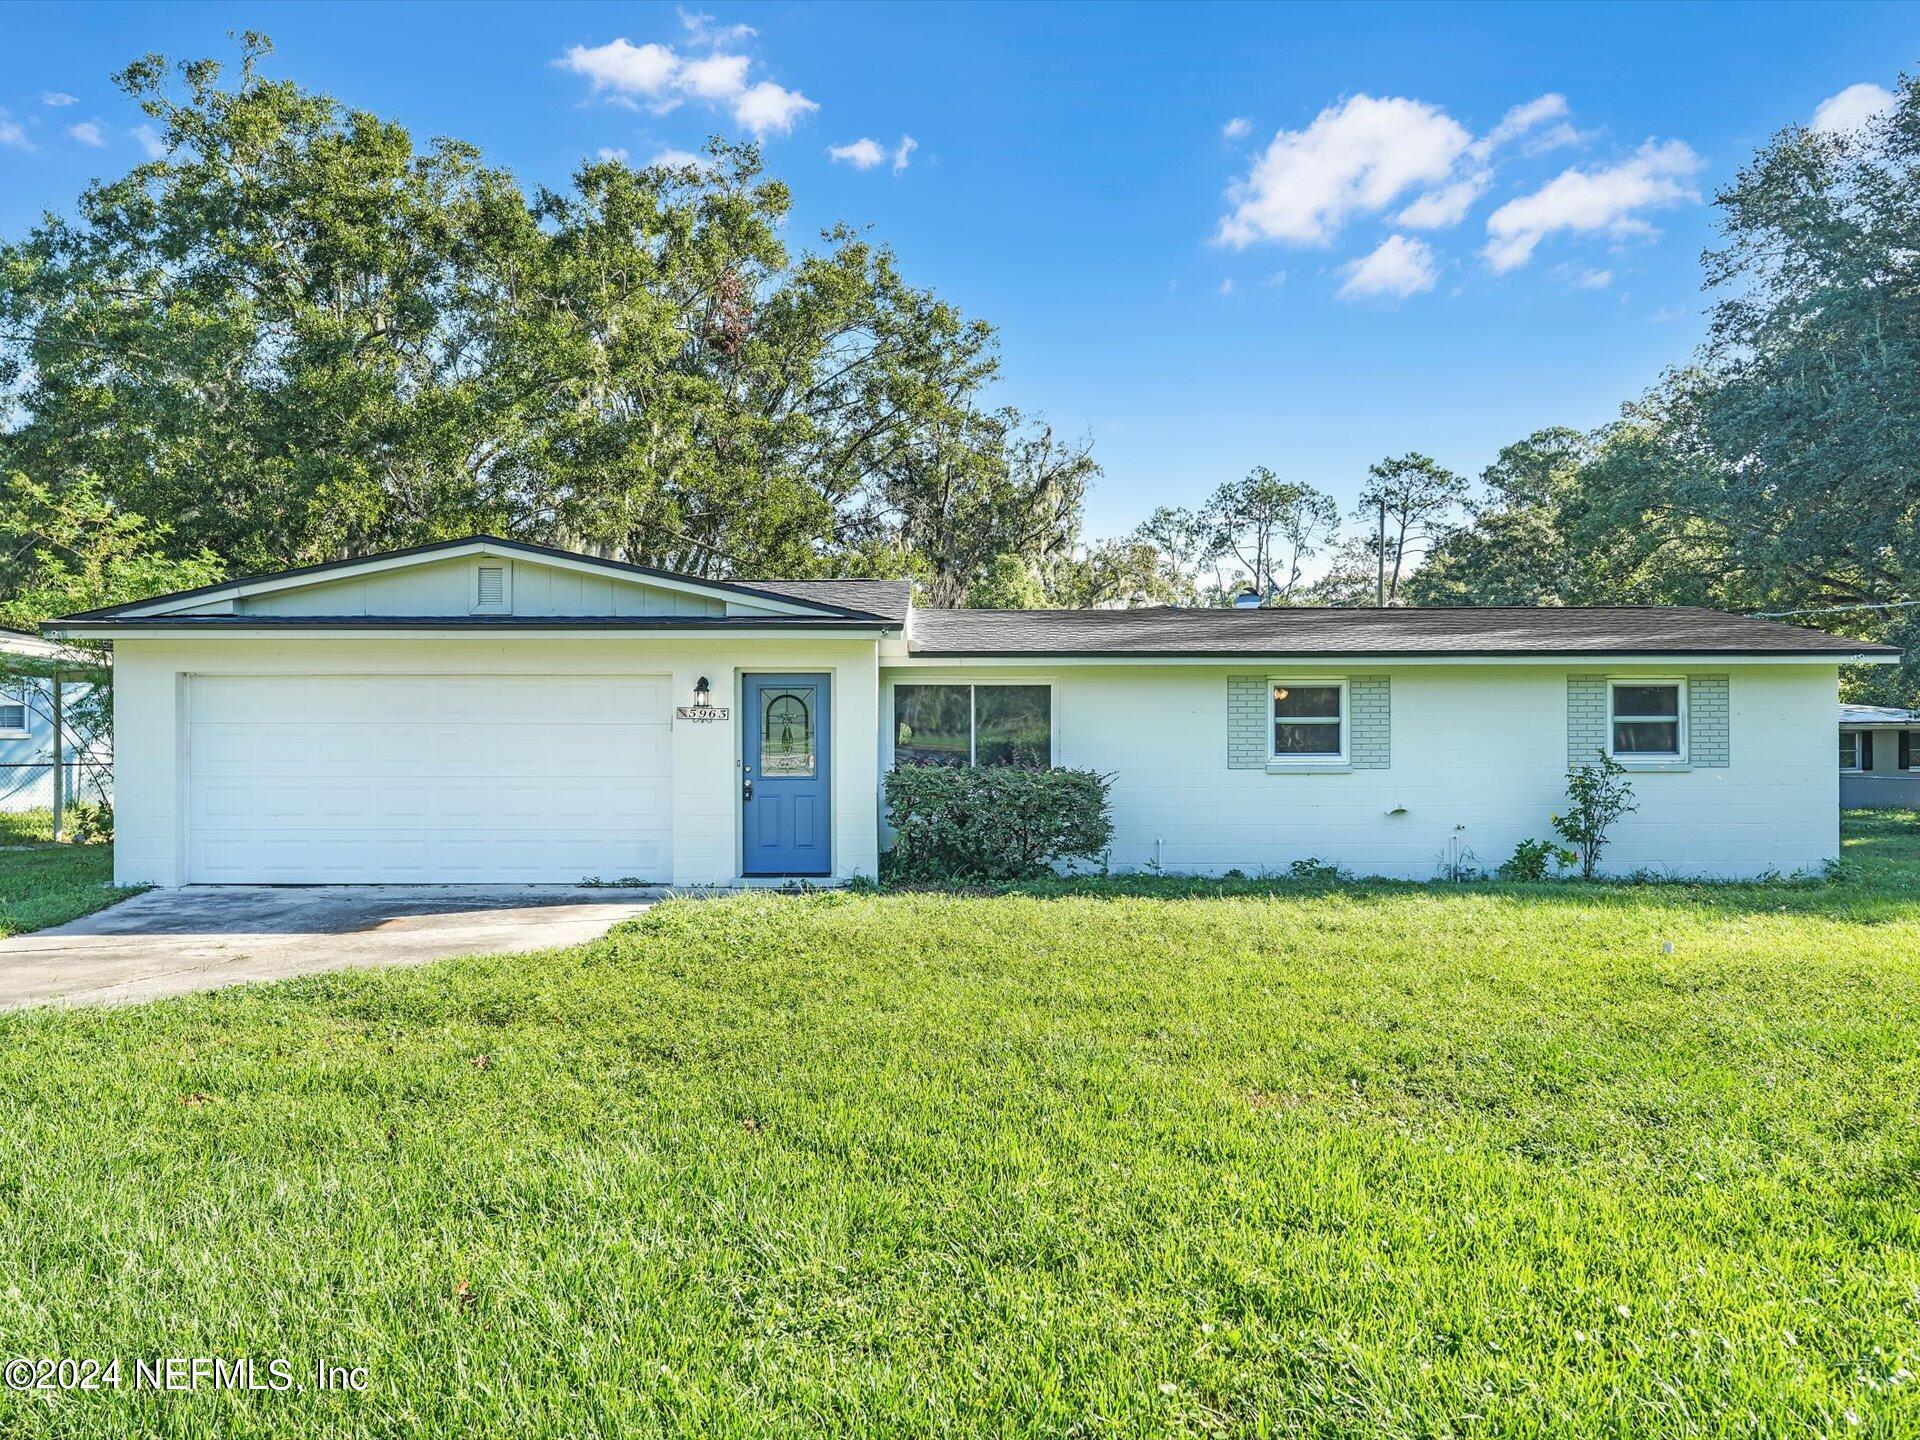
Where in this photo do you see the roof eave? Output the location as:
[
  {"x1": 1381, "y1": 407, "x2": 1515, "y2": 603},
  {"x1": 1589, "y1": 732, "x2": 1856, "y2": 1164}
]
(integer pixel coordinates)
[
  {"x1": 45, "y1": 616, "x2": 899, "y2": 639},
  {"x1": 898, "y1": 646, "x2": 1897, "y2": 663}
]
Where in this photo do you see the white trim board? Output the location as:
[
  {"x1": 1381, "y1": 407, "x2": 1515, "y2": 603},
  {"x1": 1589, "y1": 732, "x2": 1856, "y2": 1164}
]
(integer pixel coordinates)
[{"x1": 92, "y1": 540, "x2": 852, "y2": 621}]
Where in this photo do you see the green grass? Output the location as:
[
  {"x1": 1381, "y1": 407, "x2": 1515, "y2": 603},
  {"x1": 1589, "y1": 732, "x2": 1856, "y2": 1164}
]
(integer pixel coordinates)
[
  {"x1": 0, "y1": 817, "x2": 129, "y2": 936},
  {"x1": 3, "y1": 819, "x2": 1920, "y2": 1436},
  {"x1": 0, "y1": 806, "x2": 57, "y2": 846}
]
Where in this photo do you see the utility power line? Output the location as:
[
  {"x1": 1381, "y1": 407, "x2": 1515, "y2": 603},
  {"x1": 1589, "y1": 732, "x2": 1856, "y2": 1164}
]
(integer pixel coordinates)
[{"x1": 1750, "y1": 597, "x2": 1920, "y2": 620}]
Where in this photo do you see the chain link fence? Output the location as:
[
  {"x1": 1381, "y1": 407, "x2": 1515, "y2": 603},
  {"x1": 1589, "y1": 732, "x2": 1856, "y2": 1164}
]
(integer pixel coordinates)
[{"x1": 0, "y1": 759, "x2": 112, "y2": 814}]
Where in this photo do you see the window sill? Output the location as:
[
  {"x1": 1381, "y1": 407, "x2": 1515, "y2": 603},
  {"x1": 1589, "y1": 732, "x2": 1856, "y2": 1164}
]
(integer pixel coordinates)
[
  {"x1": 1266, "y1": 760, "x2": 1352, "y2": 775},
  {"x1": 1610, "y1": 756, "x2": 1690, "y2": 772},
  {"x1": 0, "y1": 730, "x2": 30, "y2": 741}
]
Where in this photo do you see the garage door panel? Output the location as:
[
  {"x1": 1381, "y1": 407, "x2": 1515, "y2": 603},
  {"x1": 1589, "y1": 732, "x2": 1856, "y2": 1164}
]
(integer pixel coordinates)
[
  {"x1": 189, "y1": 833, "x2": 673, "y2": 885},
  {"x1": 187, "y1": 676, "x2": 672, "y2": 883},
  {"x1": 188, "y1": 722, "x2": 283, "y2": 772}
]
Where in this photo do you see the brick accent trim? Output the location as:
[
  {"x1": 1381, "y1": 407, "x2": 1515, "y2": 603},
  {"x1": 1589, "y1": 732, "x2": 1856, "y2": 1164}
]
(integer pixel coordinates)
[
  {"x1": 1567, "y1": 675, "x2": 1608, "y2": 766},
  {"x1": 1349, "y1": 675, "x2": 1390, "y2": 770},
  {"x1": 1687, "y1": 674, "x2": 1730, "y2": 767},
  {"x1": 1227, "y1": 676, "x2": 1268, "y2": 769}
]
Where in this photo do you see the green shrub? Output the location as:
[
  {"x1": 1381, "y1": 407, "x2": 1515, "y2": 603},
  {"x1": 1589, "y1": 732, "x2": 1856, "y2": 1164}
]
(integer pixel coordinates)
[
  {"x1": 1553, "y1": 751, "x2": 1638, "y2": 880},
  {"x1": 883, "y1": 764, "x2": 1113, "y2": 884},
  {"x1": 1286, "y1": 857, "x2": 1348, "y2": 883},
  {"x1": 68, "y1": 801, "x2": 113, "y2": 845},
  {"x1": 1497, "y1": 837, "x2": 1577, "y2": 881}
]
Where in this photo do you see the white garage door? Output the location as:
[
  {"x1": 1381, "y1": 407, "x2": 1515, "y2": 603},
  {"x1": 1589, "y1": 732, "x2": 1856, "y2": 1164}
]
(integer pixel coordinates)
[{"x1": 186, "y1": 675, "x2": 672, "y2": 883}]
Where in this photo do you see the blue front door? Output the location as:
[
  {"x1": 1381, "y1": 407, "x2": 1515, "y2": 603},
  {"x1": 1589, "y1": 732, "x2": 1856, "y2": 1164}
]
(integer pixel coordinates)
[{"x1": 742, "y1": 674, "x2": 831, "y2": 875}]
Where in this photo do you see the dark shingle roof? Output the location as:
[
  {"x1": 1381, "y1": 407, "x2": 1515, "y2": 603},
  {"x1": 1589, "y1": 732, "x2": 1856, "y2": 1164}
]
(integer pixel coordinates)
[
  {"x1": 905, "y1": 605, "x2": 1896, "y2": 658},
  {"x1": 749, "y1": 578, "x2": 913, "y2": 623}
]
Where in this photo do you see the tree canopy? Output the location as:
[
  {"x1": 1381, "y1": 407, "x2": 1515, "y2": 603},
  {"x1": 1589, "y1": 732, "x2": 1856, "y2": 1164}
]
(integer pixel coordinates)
[{"x1": 0, "y1": 34, "x2": 1097, "y2": 607}]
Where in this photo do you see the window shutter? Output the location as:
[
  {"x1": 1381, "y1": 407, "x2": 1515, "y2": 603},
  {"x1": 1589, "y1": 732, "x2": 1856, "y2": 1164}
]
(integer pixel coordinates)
[
  {"x1": 1862, "y1": 731, "x2": 1875, "y2": 771},
  {"x1": 1903, "y1": 731, "x2": 1913, "y2": 771}
]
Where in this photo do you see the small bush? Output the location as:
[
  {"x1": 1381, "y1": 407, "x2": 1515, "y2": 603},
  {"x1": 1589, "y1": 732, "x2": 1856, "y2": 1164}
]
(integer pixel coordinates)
[
  {"x1": 883, "y1": 764, "x2": 1113, "y2": 884},
  {"x1": 68, "y1": 802, "x2": 113, "y2": 845},
  {"x1": 1553, "y1": 751, "x2": 1638, "y2": 880},
  {"x1": 1286, "y1": 857, "x2": 1347, "y2": 883},
  {"x1": 1497, "y1": 837, "x2": 1577, "y2": 882}
]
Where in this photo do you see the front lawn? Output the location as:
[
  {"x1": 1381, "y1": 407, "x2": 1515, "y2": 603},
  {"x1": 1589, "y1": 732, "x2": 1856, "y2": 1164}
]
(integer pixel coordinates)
[
  {"x1": 0, "y1": 819, "x2": 128, "y2": 936},
  {"x1": 1, "y1": 819, "x2": 1918, "y2": 1435}
]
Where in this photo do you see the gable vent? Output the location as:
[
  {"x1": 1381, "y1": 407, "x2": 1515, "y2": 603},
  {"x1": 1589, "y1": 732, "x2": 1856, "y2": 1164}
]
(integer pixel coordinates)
[{"x1": 472, "y1": 561, "x2": 511, "y2": 614}]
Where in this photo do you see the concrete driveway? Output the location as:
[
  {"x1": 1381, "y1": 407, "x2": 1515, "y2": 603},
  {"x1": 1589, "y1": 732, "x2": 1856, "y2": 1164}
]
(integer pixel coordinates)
[{"x1": 0, "y1": 885, "x2": 665, "y2": 1010}]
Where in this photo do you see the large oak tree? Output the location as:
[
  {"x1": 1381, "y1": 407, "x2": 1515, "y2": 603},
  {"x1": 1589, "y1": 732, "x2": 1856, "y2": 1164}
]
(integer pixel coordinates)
[{"x1": 0, "y1": 35, "x2": 1094, "y2": 602}]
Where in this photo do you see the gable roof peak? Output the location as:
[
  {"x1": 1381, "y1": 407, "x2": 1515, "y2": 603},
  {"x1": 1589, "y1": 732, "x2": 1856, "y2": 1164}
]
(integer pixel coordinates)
[{"x1": 54, "y1": 534, "x2": 896, "y2": 624}]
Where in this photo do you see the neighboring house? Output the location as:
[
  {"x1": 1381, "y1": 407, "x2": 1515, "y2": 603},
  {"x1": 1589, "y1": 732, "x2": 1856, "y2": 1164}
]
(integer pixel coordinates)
[
  {"x1": 1839, "y1": 703, "x2": 1920, "y2": 809},
  {"x1": 45, "y1": 536, "x2": 1898, "y2": 886},
  {"x1": 0, "y1": 628, "x2": 108, "y2": 813}
]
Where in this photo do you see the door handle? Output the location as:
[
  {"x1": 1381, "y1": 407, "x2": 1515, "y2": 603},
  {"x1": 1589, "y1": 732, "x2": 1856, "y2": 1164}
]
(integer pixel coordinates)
[{"x1": 743, "y1": 777, "x2": 753, "y2": 803}]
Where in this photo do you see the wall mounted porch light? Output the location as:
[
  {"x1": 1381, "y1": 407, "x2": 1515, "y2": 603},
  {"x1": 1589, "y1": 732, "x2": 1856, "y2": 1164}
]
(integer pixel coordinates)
[{"x1": 694, "y1": 676, "x2": 712, "y2": 708}]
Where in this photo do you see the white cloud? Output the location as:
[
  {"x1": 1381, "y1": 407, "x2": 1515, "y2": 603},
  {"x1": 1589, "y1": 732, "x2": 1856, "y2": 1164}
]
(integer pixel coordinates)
[
  {"x1": 0, "y1": 108, "x2": 29, "y2": 151},
  {"x1": 732, "y1": 80, "x2": 817, "y2": 135},
  {"x1": 828, "y1": 137, "x2": 886, "y2": 169},
  {"x1": 561, "y1": 39, "x2": 681, "y2": 105},
  {"x1": 677, "y1": 51, "x2": 751, "y2": 100},
  {"x1": 1336, "y1": 234, "x2": 1438, "y2": 300},
  {"x1": 828, "y1": 133, "x2": 916, "y2": 174},
  {"x1": 596, "y1": 145, "x2": 629, "y2": 162},
  {"x1": 1219, "y1": 95, "x2": 1471, "y2": 247},
  {"x1": 67, "y1": 120, "x2": 105, "y2": 148},
  {"x1": 1520, "y1": 121, "x2": 1587, "y2": 157},
  {"x1": 679, "y1": 9, "x2": 757, "y2": 46},
  {"x1": 1558, "y1": 265, "x2": 1613, "y2": 289},
  {"x1": 1395, "y1": 93, "x2": 1577, "y2": 230},
  {"x1": 40, "y1": 91, "x2": 77, "y2": 107},
  {"x1": 559, "y1": 36, "x2": 817, "y2": 137},
  {"x1": 1811, "y1": 82, "x2": 1895, "y2": 134},
  {"x1": 1218, "y1": 278, "x2": 1236, "y2": 296},
  {"x1": 649, "y1": 147, "x2": 711, "y2": 170},
  {"x1": 132, "y1": 123, "x2": 165, "y2": 159},
  {"x1": 1396, "y1": 174, "x2": 1488, "y2": 228},
  {"x1": 1225, "y1": 90, "x2": 1591, "y2": 250},
  {"x1": 1476, "y1": 93, "x2": 1570, "y2": 157},
  {"x1": 1483, "y1": 139, "x2": 1703, "y2": 272},
  {"x1": 1221, "y1": 116, "x2": 1251, "y2": 140}
]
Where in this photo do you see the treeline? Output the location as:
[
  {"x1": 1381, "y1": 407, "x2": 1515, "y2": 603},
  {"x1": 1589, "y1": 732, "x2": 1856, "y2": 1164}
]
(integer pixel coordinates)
[{"x1": 3, "y1": 38, "x2": 1916, "y2": 705}]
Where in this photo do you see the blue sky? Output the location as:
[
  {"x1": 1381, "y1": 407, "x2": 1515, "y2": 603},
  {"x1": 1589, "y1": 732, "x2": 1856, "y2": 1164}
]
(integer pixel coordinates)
[{"x1": 2, "y1": 1, "x2": 1916, "y2": 539}]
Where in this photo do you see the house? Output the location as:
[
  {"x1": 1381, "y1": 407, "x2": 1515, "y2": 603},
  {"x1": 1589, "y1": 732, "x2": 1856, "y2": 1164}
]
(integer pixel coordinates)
[
  {"x1": 44, "y1": 536, "x2": 1898, "y2": 886},
  {"x1": 1839, "y1": 702, "x2": 1920, "y2": 809},
  {"x1": 0, "y1": 628, "x2": 107, "y2": 813}
]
